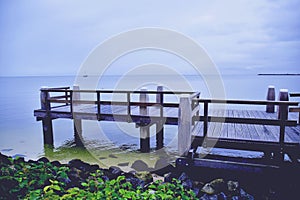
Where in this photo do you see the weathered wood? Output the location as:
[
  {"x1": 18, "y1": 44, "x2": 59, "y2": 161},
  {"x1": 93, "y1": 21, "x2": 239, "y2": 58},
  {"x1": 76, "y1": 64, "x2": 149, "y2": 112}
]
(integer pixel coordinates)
[
  {"x1": 73, "y1": 85, "x2": 83, "y2": 147},
  {"x1": 277, "y1": 89, "x2": 289, "y2": 119},
  {"x1": 266, "y1": 85, "x2": 275, "y2": 113},
  {"x1": 156, "y1": 86, "x2": 164, "y2": 149},
  {"x1": 289, "y1": 92, "x2": 300, "y2": 124},
  {"x1": 34, "y1": 87, "x2": 300, "y2": 165},
  {"x1": 178, "y1": 94, "x2": 192, "y2": 156},
  {"x1": 40, "y1": 87, "x2": 54, "y2": 146},
  {"x1": 42, "y1": 118, "x2": 53, "y2": 146},
  {"x1": 156, "y1": 122, "x2": 164, "y2": 150},
  {"x1": 139, "y1": 87, "x2": 150, "y2": 153}
]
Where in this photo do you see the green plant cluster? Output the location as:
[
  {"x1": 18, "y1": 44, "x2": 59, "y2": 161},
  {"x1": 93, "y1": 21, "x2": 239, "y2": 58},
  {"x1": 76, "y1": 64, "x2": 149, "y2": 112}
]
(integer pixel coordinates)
[{"x1": 0, "y1": 156, "x2": 196, "y2": 199}]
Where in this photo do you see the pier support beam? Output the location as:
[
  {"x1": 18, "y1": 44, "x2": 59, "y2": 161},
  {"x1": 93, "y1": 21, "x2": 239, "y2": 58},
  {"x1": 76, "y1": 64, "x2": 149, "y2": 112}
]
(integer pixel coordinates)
[
  {"x1": 42, "y1": 118, "x2": 54, "y2": 146},
  {"x1": 40, "y1": 87, "x2": 54, "y2": 147},
  {"x1": 73, "y1": 85, "x2": 84, "y2": 147},
  {"x1": 178, "y1": 94, "x2": 192, "y2": 156},
  {"x1": 156, "y1": 86, "x2": 164, "y2": 150},
  {"x1": 156, "y1": 122, "x2": 164, "y2": 150},
  {"x1": 140, "y1": 87, "x2": 150, "y2": 153}
]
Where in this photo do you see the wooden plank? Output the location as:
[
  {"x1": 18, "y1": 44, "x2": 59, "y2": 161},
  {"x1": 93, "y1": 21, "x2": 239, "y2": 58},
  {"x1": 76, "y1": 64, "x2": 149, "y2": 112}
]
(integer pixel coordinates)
[
  {"x1": 250, "y1": 111, "x2": 269, "y2": 141},
  {"x1": 193, "y1": 136, "x2": 299, "y2": 152},
  {"x1": 244, "y1": 110, "x2": 261, "y2": 141},
  {"x1": 176, "y1": 158, "x2": 279, "y2": 173},
  {"x1": 198, "y1": 99, "x2": 298, "y2": 106},
  {"x1": 227, "y1": 110, "x2": 236, "y2": 139}
]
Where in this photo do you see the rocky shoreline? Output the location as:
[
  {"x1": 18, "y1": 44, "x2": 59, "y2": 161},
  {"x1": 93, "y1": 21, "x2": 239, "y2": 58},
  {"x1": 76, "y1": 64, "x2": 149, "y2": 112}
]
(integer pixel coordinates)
[{"x1": 0, "y1": 152, "x2": 257, "y2": 199}]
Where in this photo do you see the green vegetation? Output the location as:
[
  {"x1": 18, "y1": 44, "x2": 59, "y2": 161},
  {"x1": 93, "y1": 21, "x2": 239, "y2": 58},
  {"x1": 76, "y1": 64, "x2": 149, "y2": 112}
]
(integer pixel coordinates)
[{"x1": 0, "y1": 155, "x2": 196, "y2": 199}]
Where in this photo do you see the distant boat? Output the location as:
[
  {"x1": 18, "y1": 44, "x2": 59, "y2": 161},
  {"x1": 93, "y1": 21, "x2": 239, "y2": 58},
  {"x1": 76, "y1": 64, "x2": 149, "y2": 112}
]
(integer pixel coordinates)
[{"x1": 83, "y1": 74, "x2": 88, "y2": 77}]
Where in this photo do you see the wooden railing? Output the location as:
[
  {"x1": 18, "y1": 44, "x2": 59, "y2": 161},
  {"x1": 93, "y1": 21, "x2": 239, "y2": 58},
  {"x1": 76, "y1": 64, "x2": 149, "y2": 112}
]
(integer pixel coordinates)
[
  {"x1": 289, "y1": 92, "x2": 300, "y2": 124},
  {"x1": 40, "y1": 87, "x2": 197, "y2": 121},
  {"x1": 191, "y1": 98, "x2": 299, "y2": 161}
]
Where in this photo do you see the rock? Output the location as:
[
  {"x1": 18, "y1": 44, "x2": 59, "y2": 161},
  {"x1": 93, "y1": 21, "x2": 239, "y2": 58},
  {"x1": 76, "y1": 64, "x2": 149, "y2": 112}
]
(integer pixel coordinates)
[
  {"x1": 178, "y1": 172, "x2": 193, "y2": 189},
  {"x1": 13, "y1": 156, "x2": 25, "y2": 164},
  {"x1": 164, "y1": 172, "x2": 180, "y2": 183},
  {"x1": 239, "y1": 188, "x2": 254, "y2": 200},
  {"x1": 227, "y1": 180, "x2": 239, "y2": 193},
  {"x1": 28, "y1": 159, "x2": 37, "y2": 164},
  {"x1": 51, "y1": 161, "x2": 61, "y2": 167},
  {"x1": 0, "y1": 176, "x2": 19, "y2": 199},
  {"x1": 108, "y1": 166, "x2": 122, "y2": 176},
  {"x1": 37, "y1": 157, "x2": 49, "y2": 163},
  {"x1": 178, "y1": 172, "x2": 189, "y2": 182},
  {"x1": 67, "y1": 168, "x2": 83, "y2": 188},
  {"x1": 101, "y1": 175, "x2": 109, "y2": 182},
  {"x1": 201, "y1": 179, "x2": 226, "y2": 195},
  {"x1": 102, "y1": 167, "x2": 122, "y2": 180},
  {"x1": 193, "y1": 187, "x2": 200, "y2": 197},
  {"x1": 68, "y1": 159, "x2": 89, "y2": 171},
  {"x1": 182, "y1": 178, "x2": 193, "y2": 190},
  {"x1": 199, "y1": 194, "x2": 219, "y2": 200},
  {"x1": 153, "y1": 156, "x2": 175, "y2": 175},
  {"x1": 89, "y1": 164, "x2": 100, "y2": 172},
  {"x1": 0, "y1": 153, "x2": 11, "y2": 165},
  {"x1": 131, "y1": 160, "x2": 149, "y2": 171},
  {"x1": 127, "y1": 177, "x2": 145, "y2": 188},
  {"x1": 135, "y1": 171, "x2": 153, "y2": 184},
  {"x1": 217, "y1": 192, "x2": 227, "y2": 200},
  {"x1": 152, "y1": 174, "x2": 164, "y2": 182}
]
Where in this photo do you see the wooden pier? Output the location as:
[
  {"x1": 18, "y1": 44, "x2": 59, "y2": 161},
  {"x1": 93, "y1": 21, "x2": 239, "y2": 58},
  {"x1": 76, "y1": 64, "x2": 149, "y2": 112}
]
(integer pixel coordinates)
[{"x1": 34, "y1": 86, "x2": 300, "y2": 168}]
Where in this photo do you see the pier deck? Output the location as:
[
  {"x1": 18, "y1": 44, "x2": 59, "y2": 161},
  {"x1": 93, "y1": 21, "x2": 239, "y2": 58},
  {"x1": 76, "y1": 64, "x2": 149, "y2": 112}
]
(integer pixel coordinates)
[
  {"x1": 34, "y1": 86, "x2": 300, "y2": 167},
  {"x1": 35, "y1": 104, "x2": 300, "y2": 143}
]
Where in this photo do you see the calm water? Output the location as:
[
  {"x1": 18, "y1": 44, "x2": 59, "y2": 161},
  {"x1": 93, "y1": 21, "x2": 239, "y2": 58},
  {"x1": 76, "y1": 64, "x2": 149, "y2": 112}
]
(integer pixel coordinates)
[{"x1": 0, "y1": 75, "x2": 299, "y2": 167}]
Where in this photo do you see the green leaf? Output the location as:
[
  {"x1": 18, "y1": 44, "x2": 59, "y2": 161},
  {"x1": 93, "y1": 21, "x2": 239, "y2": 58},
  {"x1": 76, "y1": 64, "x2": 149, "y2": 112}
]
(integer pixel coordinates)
[
  {"x1": 81, "y1": 182, "x2": 88, "y2": 187},
  {"x1": 43, "y1": 185, "x2": 50, "y2": 193}
]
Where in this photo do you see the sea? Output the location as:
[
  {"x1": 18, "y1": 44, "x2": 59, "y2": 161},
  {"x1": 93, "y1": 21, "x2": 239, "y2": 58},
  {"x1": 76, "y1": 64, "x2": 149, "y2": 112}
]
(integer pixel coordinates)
[{"x1": 0, "y1": 74, "x2": 299, "y2": 169}]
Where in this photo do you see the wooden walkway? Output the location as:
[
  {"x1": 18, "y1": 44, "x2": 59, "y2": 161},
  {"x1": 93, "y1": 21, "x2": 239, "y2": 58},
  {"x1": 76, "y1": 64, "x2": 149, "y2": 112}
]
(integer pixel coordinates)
[
  {"x1": 40, "y1": 104, "x2": 300, "y2": 143},
  {"x1": 34, "y1": 86, "x2": 300, "y2": 167}
]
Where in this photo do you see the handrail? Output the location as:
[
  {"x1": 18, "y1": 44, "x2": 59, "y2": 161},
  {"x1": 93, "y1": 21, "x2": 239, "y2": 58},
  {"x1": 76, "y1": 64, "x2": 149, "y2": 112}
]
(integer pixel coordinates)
[
  {"x1": 40, "y1": 88, "x2": 194, "y2": 94},
  {"x1": 197, "y1": 98, "x2": 298, "y2": 106},
  {"x1": 40, "y1": 86, "x2": 70, "y2": 91},
  {"x1": 290, "y1": 92, "x2": 300, "y2": 97},
  {"x1": 195, "y1": 98, "x2": 298, "y2": 161}
]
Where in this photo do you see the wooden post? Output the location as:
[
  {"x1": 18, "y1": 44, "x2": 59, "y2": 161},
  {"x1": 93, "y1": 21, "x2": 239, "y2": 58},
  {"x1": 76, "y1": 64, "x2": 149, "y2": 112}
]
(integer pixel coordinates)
[
  {"x1": 277, "y1": 89, "x2": 289, "y2": 119},
  {"x1": 277, "y1": 89, "x2": 289, "y2": 162},
  {"x1": 178, "y1": 94, "x2": 192, "y2": 156},
  {"x1": 140, "y1": 87, "x2": 150, "y2": 153},
  {"x1": 156, "y1": 85, "x2": 164, "y2": 150},
  {"x1": 40, "y1": 87, "x2": 54, "y2": 147},
  {"x1": 266, "y1": 85, "x2": 275, "y2": 113},
  {"x1": 73, "y1": 85, "x2": 83, "y2": 147}
]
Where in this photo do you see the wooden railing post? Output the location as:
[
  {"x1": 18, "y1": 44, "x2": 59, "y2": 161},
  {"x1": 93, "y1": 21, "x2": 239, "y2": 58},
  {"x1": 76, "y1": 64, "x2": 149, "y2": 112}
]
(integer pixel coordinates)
[
  {"x1": 279, "y1": 103, "x2": 288, "y2": 162},
  {"x1": 140, "y1": 87, "x2": 150, "y2": 153},
  {"x1": 178, "y1": 94, "x2": 192, "y2": 156},
  {"x1": 277, "y1": 89, "x2": 289, "y2": 119},
  {"x1": 73, "y1": 85, "x2": 83, "y2": 146},
  {"x1": 97, "y1": 91, "x2": 101, "y2": 120},
  {"x1": 266, "y1": 85, "x2": 275, "y2": 113},
  {"x1": 276, "y1": 89, "x2": 289, "y2": 162},
  {"x1": 156, "y1": 86, "x2": 164, "y2": 150},
  {"x1": 40, "y1": 87, "x2": 54, "y2": 147}
]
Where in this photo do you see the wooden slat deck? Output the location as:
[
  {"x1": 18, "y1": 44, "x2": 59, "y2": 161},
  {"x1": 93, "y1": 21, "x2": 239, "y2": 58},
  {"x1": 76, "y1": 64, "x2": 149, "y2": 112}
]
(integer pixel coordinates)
[
  {"x1": 192, "y1": 109, "x2": 299, "y2": 144},
  {"x1": 38, "y1": 104, "x2": 300, "y2": 144}
]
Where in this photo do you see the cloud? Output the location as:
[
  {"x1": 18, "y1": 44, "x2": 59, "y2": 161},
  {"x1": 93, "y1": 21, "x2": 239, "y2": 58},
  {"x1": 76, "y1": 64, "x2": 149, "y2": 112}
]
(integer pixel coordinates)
[{"x1": 0, "y1": 0, "x2": 299, "y2": 76}]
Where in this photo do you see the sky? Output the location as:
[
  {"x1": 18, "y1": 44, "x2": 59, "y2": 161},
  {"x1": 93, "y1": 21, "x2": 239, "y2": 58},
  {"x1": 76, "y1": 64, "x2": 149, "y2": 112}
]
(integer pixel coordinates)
[{"x1": 0, "y1": 0, "x2": 299, "y2": 76}]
